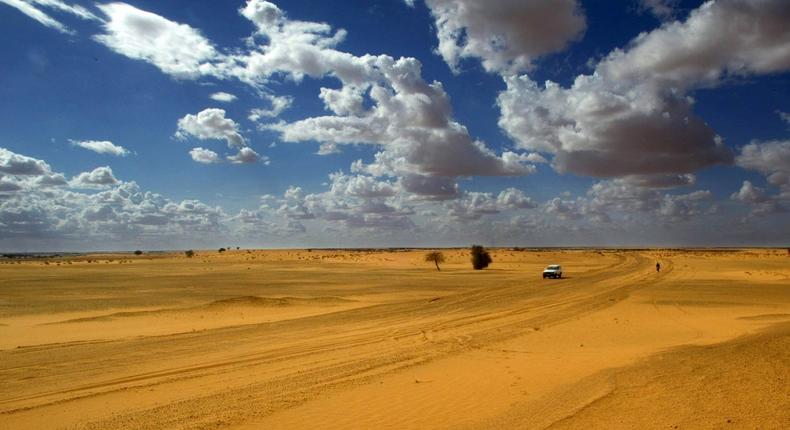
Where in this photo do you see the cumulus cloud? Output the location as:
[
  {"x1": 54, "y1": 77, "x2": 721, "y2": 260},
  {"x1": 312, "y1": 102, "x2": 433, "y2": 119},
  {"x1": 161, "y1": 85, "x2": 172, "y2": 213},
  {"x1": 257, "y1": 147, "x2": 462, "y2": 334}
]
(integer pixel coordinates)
[
  {"x1": 498, "y1": 75, "x2": 733, "y2": 179},
  {"x1": 69, "y1": 139, "x2": 130, "y2": 157},
  {"x1": 329, "y1": 173, "x2": 396, "y2": 198},
  {"x1": 586, "y1": 178, "x2": 713, "y2": 221},
  {"x1": 189, "y1": 147, "x2": 220, "y2": 164},
  {"x1": 35, "y1": 1, "x2": 537, "y2": 184},
  {"x1": 69, "y1": 166, "x2": 119, "y2": 189},
  {"x1": 0, "y1": 147, "x2": 52, "y2": 176},
  {"x1": 233, "y1": 0, "x2": 359, "y2": 85},
  {"x1": 736, "y1": 140, "x2": 790, "y2": 195},
  {"x1": 497, "y1": 187, "x2": 537, "y2": 209},
  {"x1": 445, "y1": 188, "x2": 538, "y2": 222},
  {"x1": 0, "y1": 148, "x2": 228, "y2": 249},
  {"x1": 271, "y1": 55, "x2": 536, "y2": 178},
  {"x1": 94, "y1": 3, "x2": 221, "y2": 79},
  {"x1": 424, "y1": 0, "x2": 586, "y2": 74},
  {"x1": 600, "y1": 0, "x2": 790, "y2": 88},
  {"x1": 497, "y1": 0, "x2": 790, "y2": 183},
  {"x1": 398, "y1": 174, "x2": 459, "y2": 201},
  {"x1": 227, "y1": 147, "x2": 267, "y2": 164},
  {"x1": 0, "y1": 0, "x2": 99, "y2": 34},
  {"x1": 176, "y1": 108, "x2": 246, "y2": 148},
  {"x1": 258, "y1": 172, "x2": 418, "y2": 234},
  {"x1": 219, "y1": 1, "x2": 536, "y2": 180},
  {"x1": 730, "y1": 180, "x2": 769, "y2": 204},
  {"x1": 730, "y1": 180, "x2": 785, "y2": 216},
  {"x1": 248, "y1": 94, "x2": 293, "y2": 121},
  {"x1": 210, "y1": 92, "x2": 237, "y2": 103},
  {"x1": 734, "y1": 140, "x2": 790, "y2": 214}
]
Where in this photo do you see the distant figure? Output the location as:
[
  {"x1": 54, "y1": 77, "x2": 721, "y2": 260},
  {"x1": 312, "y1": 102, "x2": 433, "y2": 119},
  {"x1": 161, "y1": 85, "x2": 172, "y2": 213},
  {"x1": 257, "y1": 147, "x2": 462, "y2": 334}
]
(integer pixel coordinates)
[{"x1": 656, "y1": 262, "x2": 661, "y2": 272}]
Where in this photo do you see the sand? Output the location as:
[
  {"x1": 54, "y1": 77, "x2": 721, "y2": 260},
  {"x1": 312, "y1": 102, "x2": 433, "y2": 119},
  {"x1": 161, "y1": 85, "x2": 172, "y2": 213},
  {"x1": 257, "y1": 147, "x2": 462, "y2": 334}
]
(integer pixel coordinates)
[{"x1": 0, "y1": 248, "x2": 788, "y2": 429}]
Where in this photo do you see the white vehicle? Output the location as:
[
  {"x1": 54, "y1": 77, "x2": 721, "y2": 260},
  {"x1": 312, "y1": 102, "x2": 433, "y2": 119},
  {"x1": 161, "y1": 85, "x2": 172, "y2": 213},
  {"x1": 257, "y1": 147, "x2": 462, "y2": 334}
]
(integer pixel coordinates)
[{"x1": 542, "y1": 264, "x2": 563, "y2": 279}]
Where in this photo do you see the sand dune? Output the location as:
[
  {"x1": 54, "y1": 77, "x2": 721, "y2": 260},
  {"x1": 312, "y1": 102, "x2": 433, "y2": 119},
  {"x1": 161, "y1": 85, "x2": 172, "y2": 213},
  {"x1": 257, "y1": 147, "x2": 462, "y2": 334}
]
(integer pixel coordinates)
[{"x1": 0, "y1": 249, "x2": 788, "y2": 429}]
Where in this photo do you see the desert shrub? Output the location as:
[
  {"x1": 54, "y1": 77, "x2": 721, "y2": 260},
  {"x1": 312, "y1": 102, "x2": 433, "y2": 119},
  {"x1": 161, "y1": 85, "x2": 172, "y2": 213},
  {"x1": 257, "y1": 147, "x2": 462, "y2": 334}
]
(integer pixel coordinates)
[
  {"x1": 424, "y1": 251, "x2": 445, "y2": 271},
  {"x1": 185, "y1": 250, "x2": 195, "y2": 258},
  {"x1": 134, "y1": 250, "x2": 143, "y2": 255},
  {"x1": 219, "y1": 248, "x2": 226, "y2": 253},
  {"x1": 470, "y1": 245, "x2": 492, "y2": 270}
]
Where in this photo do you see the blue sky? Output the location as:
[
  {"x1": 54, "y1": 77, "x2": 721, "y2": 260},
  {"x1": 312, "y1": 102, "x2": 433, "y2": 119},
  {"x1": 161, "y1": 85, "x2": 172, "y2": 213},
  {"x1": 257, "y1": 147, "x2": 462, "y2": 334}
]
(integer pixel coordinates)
[{"x1": 0, "y1": 0, "x2": 788, "y2": 251}]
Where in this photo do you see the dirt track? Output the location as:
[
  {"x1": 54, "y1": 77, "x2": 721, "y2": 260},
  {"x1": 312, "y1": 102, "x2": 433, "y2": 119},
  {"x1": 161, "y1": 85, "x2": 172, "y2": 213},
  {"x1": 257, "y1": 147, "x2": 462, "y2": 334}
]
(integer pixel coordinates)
[{"x1": 1, "y1": 249, "x2": 788, "y2": 429}]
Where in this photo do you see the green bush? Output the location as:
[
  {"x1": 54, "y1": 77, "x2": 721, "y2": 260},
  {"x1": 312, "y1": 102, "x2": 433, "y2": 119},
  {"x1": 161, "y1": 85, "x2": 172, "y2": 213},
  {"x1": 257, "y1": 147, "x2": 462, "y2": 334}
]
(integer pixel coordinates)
[
  {"x1": 471, "y1": 245, "x2": 492, "y2": 270},
  {"x1": 185, "y1": 250, "x2": 195, "y2": 258}
]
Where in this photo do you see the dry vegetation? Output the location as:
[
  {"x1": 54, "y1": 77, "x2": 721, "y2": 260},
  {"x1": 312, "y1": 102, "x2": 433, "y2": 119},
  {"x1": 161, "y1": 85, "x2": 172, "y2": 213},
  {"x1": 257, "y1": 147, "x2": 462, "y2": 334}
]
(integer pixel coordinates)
[{"x1": 0, "y1": 248, "x2": 788, "y2": 429}]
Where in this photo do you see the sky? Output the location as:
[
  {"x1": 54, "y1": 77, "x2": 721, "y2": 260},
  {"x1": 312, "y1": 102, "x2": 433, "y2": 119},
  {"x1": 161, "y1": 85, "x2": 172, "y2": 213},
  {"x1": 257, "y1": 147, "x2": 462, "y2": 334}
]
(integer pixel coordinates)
[{"x1": 0, "y1": 0, "x2": 788, "y2": 251}]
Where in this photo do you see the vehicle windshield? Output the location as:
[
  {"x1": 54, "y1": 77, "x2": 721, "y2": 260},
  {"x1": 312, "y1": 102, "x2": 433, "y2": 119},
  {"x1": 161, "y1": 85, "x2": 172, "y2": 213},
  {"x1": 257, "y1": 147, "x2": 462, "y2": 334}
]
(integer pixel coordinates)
[{"x1": 546, "y1": 265, "x2": 561, "y2": 270}]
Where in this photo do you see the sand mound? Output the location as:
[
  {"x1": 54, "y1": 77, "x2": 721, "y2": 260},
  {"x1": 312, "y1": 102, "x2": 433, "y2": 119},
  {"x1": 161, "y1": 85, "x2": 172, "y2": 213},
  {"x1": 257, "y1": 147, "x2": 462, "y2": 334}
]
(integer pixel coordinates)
[
  {"x1": 547, "y1": 323, "x2": 790, "y2": 429},
  {"x1": 204, "y1": 295, "x2": 354, "y2": 309},
  {"x1": 44, "y1": 296, "x2": 355, "y2": 325}
]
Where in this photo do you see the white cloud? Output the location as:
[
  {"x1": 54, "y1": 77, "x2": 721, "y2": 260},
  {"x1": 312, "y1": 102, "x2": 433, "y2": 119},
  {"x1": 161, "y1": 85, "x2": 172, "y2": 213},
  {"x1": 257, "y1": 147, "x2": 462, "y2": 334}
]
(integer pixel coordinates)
[
  {"x1": 497, "y1": 0, "x2": 790, "y2": 182},
  {"x1": 227, "y1": 147, "x2": 268, "y2": 164},
  {"x1": 329, "y1": 172, "x2": 396, "y2": 198},
  {"x1": 446, "y1": 188, "x2": 537, "y2": 222},
  {"x1": 248, "y1": 94, "x2": 293, "y2": 121},
  {"x1": 398, "y1": 174, "x2": 459, "y2": 201},
  {"x1": 209, "y1": 92, "x2": 237, "y2": 103},
  {"x1": 586, "y1": 178, "x2": 713, "y2": 221},
  {"x1": 638, "y1": 0, "x2": 678, "y2": 20},
  {"x1": 497, "y1": 187, "x2": 537, "y2": 209},
  {"x1": 176, "y1": 108, "x2": 246, "y2": 148},
  {"x1": 94, "y1": 3, "x2": 221, "y2": 79},
  {"x1": 736, "y1": 139, "x2": 790, "y2": 198},
  {"x1": 600, "y1": 0, "x2": 790, "y2": 88},
  {"x1": 271, "y1": 56, "x2": 536, "y2": 178},
  {"x1": 234, "y1": 0, "x2": 362, "y2": 85},
  {"x1": 730, "y1": 180, "x2": 786, "y2": 216},
  {"x1": 69, "y1": 166, "x2": 119, "y2": 189},
  {"x1": 0, "y1": 147, "x2": 52, "y2": 175},
  {"x1": 0, "y1": 148, "x2": 228, "y2": 249},
  {"x1": 730, "y1": 180, "x2": 769, "y2": 204},
  {"x1": 424, "y1": 0, "x2": 586, "y2": 74},
  {"x1": 189, "y1": 147, "x2": 220, "y2": 164},
  {"x1": 69, "y1": 139, "x2": 130, "y2": 157},
  {"x1": 498, "y1": 74, "x2": 732, "y2": 179},
  {"x1": 0, "y1": 0, "x2": 99, "y2": 34}
]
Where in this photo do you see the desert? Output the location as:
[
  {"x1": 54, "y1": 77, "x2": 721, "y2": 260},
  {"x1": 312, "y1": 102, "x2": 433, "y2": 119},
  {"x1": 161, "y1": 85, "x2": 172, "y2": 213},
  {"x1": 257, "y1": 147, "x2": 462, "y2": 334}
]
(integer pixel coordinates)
[{"x1": 1, "y1": 248, "x2": 788, "y2": 429}]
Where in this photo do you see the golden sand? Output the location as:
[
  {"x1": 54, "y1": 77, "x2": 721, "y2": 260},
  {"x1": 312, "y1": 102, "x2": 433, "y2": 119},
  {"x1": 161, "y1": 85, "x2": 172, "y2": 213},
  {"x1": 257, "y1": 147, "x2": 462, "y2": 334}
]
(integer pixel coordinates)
[{"x1": 1, "y1": 249, "x2": 788, "y2": 429}]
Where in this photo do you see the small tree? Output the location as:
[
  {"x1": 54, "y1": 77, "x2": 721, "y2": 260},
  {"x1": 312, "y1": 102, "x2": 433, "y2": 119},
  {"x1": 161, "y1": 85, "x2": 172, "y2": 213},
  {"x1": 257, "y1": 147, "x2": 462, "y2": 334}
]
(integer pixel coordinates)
[
  {"x1": 134, "y1": 250, "x2": 143, "y2": 255},
  {"x1": 424, "y1": 251, "x2": 445, "y2": 271},
  {"x1": 470, "y1": 245, "x2": 492, "y2": 270},
  {"x1": 185, "y1": 250, "x2": 195, "y2": 258}
]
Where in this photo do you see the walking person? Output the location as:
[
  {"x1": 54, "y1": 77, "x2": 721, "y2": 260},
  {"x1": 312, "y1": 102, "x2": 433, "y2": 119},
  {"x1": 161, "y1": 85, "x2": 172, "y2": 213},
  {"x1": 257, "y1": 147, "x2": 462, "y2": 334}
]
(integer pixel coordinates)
[{"x1": 656, "y1": 262, "x2": 661, "y2": 273}]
